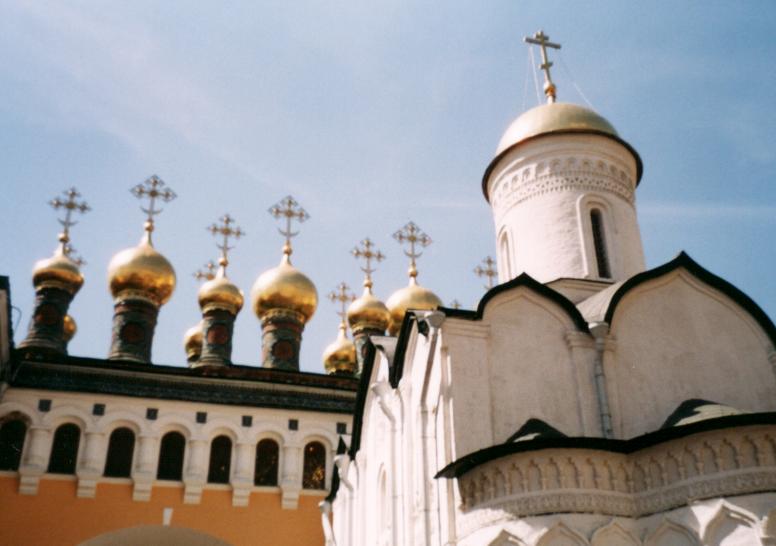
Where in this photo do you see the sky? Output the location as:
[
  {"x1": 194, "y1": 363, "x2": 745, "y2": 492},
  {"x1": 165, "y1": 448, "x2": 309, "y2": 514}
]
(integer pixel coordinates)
[{"x1": 1, "y1": 1, "x2": 774, "y2": 373}]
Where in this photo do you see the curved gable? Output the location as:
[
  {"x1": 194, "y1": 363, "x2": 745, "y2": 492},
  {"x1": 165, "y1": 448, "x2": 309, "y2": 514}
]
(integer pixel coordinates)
[
  {"x1": 443, "y1": 273, "x2": 589, "y2": 333},
  {"x1": 603, "y1": 252, "x2": 775, "y2": 346}
]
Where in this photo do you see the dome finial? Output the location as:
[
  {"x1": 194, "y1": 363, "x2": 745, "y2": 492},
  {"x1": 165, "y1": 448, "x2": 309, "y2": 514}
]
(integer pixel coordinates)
[
  {"x1": 474, "y1": 256, "x2": 498, "y2": 290},
  {"x1": 193, "y1": 260, "x2": 218, "y2": 282},
  {"x1": 130, "y1": 175, "x2": 177, "y2": 246},
  {"x1": 351, "y1": 238, "x2": 385, "y2": 294},
  {"x1": 524, "y1": 30, "x2": 562, "y2": 104},
  {"x1": 392, "y1": 221, "x2": 432, "y2": 284},
  {"x1": 207, "y1": 213, "x2": 245, "y2": 277},
  {"x1": 268, "y1": 195, "x2": 309, "y2": 264},
  {"x1": 49, "y1": 187, "x2": 90, "y2": 256}
]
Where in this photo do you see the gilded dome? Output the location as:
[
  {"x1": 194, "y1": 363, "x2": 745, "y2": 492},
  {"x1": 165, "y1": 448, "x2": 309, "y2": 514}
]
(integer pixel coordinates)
[
  {"x1": 199, "y1": 275, "x2": 244, "y2": 315},
  {"x1": 347, "y1": 287, "x2": 390, "y2": 333},
  {"x1": 183, "y1": 322, "x2": 203, "y2": 362},
  {"x1": 495, "y1": 102, "x2": 618, "y2": 156},
  {"x1": 108, "y1": 240, "x2": 176, "y2": 306},
  {"x1": 386, "y1": 280, "x2": 442, "y2": 336},
  {"x1": 32, "y1": 250, "x2": 84, "y2": 295},
  {"x1": 63, "y1": 315, "x2": 77, "y2": 342},
  {"x1": 251, "y1": 257, "x2": 318, "y2": 323},
  {"x1": 322, "y1": 326, "x2": 357, "y2": 375}
]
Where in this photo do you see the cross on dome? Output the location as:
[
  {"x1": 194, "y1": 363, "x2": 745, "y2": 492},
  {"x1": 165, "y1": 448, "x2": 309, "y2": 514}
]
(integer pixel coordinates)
[
  {"x1": 474, "y1": 256, "x2": 498, "y2": 289},
  {"x1": 268, "y1": 195, "x2": 309, "y2": 261},
  {"x1": 393, "y1": 221, "x2": 432, "y2": 282},
  {"x1": 524, "y1": 30, "x2": 562, "y2": 103},
  {"x1": 328, "y1": 281, "x2": 356, "y2": 327},
  {"x1": 193, "y1": 260, "x2": 218, "y2": 282},
  {"x1": 351, "y1": 238, "x2": 385, "y2": 290},
  {"x1": 49, "y1": 187, "x2": 90, "y2": 255},
  {"x1": 130, "y1": 175, "x2": 177, "y2": 243},
  {"x1": 207, "y1": 214, "x2": 244, "y2": 275}
]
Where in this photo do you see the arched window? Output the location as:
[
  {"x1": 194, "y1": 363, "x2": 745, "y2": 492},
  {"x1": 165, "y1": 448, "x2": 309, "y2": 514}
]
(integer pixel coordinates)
[
  {"x1": 47, "y1": 423, "x2": 80, "y2": 474},
  {"x1": 590, "y1": 209, "x2": 611, "y2": 279},
  {"x1": 103, "y1": 427, "x2": 135, "y2": 478},
  {"x1": 0, "y1": 419, "x2": 27, "y2": 471},
  {"x1": 157, "y1": 431, "x2": 185, "y2": 481},
  {"x1": 254, "y1": 438, "x2": 279, "y2": 486},
  {"x1": 499, "y1": 230, "x2": 512, "y2": 280},
  {"x1": 207, "y1": 435, "x2": 232, "y2": 484},
  {"x1": 302, "y1": 441, "x2": 326, "y2": 490}
]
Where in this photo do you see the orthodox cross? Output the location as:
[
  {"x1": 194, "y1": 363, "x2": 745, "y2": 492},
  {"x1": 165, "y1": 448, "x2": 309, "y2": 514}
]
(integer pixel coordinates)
[
  {"x1": 474, "y1": 256, "x2": 498, "y2": 290},
  {"x1": 193, "y1": 260, "x2": 218, "y2": 282},
  {"x1": 268, "y1": 195, "x2": 309, "y2": 260},
  {"x1": 130, "y1": 175, "x2": 177, "y2": 242},
  {"x1": 524, "y1": 30, "x2": 561, "y2": 103},
  {"x1": 207, "y1": 214, "x2": 244, "y2": 274},
  {"x1": 449, "y1": 299, "x2": 462, "y2": 310},
  {"x1": 49, "y1": 187, "x2": 90, "y2": 255},
  {"x1": 351, "y1": 238, "x2": 385, "y2": 289},
  {"x1": 63, "y1": 244, "x2": 86, "y2": 267},
  {"x1": 328, "y1": 282, "x2": 355, "y2": 327},
  {"x1": 393, "y1": 221, "x2": 431, "y2": 281}
]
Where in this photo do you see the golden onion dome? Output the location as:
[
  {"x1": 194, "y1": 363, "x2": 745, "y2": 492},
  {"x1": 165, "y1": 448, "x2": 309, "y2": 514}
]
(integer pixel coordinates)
[
  {"x1": 495, "y1": 102, "x2": 618, "y2": 156},
  {"x1": 322, "y1": 324, "x2": 357, "y2": 375},
  {"x1": 63, "y1": 315, "x2": 77, "y2": 342},
  {"x1": 347, "y1": 286, "x2": 390, "y2": 333},
  {"x1": 198, "y1": 274, "x2": 244, "y2": 315},
  {"x1": 32, "y1": 250, "x2": 84, "y2": 295},
  {"x1": 183, "y1": 322, "x2": 203, "y2": 362},
  {"x1": 484, "y1": 102, "x2": 642, "y2": 198},
  {"x1": 250, "y1": 256, "x2": 318, "y2": 323},
  {"x1": 386, "y1": 279, "x2": 443, "y2": 336},
  {"x1": 108, "y1": 238, "x2": 176, "y2": 306}
]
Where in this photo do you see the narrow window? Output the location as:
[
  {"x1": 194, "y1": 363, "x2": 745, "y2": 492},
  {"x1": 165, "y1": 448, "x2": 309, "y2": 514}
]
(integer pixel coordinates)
[
  {"x1": 47, "y1": 423, "x2": 80, "y2": 474},
  {"x1": 499, "y1": 231, "x2": 512, "y2": 279},
  {"x1": 302, "y1": 441, "x2": 326, "y2": 490},
  {"x1": 207, "y1": 435, "x2": 232, "y2": 484},
  {"x1": 103, "y1": 427, "x2": 135, "y2": 478},
  {"x1": 254, "y1": 438, "x2": 279, "y2": 486},
  {"x1": 0, "y1": 419, "x2": 27, "y2": 471},
  {"x1": 157, "y1": 431, "x2": 185, "y2": 481},
  {"x1": 590, "y1": 209, "x2": 611, "y2": 278}
]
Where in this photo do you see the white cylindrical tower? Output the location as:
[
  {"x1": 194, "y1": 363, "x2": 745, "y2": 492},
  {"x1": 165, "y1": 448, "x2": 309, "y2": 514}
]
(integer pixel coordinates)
[{"x1": 483, "y1": 102, "x2": 645, "y2": 284}]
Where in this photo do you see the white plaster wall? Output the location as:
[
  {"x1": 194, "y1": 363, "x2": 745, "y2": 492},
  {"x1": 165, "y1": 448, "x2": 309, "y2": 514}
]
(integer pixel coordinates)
[
  {"x1": 608, "y1": 270, "x2": 776, "y2": 438},
  {"x1": 482, "y1": 290, "x2": 588, "y2": 440},
  {"x1": 486, "y1": 135, "x2": 645, "y2": 284}
]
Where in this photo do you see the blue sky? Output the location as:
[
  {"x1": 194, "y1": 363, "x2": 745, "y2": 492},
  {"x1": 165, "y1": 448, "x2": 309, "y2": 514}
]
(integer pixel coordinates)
[{"x1": 1, "y1": 1, "x2": 774, "y2": 372}]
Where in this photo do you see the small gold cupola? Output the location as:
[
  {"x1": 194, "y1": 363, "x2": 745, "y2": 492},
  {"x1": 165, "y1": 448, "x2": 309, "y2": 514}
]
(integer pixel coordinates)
[
  {"x1": 195, "y1": 214, "x2": 245, "y2": 367},
  {"x1": 250, "y1": 196, "x2": 318, "y2": 370},
  {"x1": 107, "y1": 175, "x2": 177, "y2": 363},
  {"x1": 347, "y1": 238, "x2": 390, "y2": 334},
  {"x1": 322, "y1": 282, "x2": 357, "y2": 376},
  {"x1": 386, "y1": 222, "x2": 442, "y2": 336},
  {"x1": 20, "y1": 188, "x2": 90, "y2": 355}
]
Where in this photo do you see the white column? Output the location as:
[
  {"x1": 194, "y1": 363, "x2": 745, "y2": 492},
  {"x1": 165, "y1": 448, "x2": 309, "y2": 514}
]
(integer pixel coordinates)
[
  {"x1": 232, "y1": 441, "x2": 254, "y2": 507},
  {"x1": 183, "y1": 438, "x2": 208, "y2": 504},
  {"x1": 281, "y1": 442, "x2": 302, "y2": 509},
  {"x1": 132, "y1": 433, "x2": 158, "y2": 502},
  {"x1": 18, "y1": 426, "x2": 51, "y2": 495},
  {"x1": 76, "y1": 431, "x2": 106, "y2": 498}
]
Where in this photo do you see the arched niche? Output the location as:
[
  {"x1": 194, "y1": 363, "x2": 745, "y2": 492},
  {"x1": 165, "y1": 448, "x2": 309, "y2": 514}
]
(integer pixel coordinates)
[{"x1": 78, "y1": 525, "x2": 232, "y2": 546}]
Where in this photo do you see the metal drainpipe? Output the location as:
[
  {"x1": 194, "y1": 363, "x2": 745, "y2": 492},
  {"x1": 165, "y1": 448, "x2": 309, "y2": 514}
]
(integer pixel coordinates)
[{"x1": 589, "y1": 321, "x2": 614, "y2": 439}]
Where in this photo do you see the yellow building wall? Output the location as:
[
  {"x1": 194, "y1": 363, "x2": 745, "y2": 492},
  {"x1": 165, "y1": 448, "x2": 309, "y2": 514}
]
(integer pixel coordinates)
[{"x1": 0, "y1": 476, "x2": 324, "y2": 546}]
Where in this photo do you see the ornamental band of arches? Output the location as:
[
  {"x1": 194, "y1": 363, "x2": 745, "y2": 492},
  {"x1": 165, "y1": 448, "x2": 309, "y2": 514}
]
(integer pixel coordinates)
[{"x1": 0, "y1": 403, "x2": 333, "y2": 507}]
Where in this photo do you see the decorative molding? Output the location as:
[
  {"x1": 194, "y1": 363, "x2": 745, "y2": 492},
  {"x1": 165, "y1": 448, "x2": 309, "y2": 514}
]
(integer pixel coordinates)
[{"x1": 458, "y1": 426, "x2": 776, "y2": 526}]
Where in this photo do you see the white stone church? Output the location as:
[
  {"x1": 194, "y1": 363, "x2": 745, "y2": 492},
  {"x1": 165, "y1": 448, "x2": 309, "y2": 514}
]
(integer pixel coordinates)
[{"x1": 324, "y1": 33, "x2": 776, "y2": 546}]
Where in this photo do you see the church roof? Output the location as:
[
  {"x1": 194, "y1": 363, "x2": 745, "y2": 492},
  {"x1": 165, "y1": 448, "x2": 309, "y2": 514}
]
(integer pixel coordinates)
[
  {"x1": 506, "y1": 418, "x2": 567, "y2": 443},
  {"x1": 661, "y1": 399, "x2": 744, "y2": 429}
]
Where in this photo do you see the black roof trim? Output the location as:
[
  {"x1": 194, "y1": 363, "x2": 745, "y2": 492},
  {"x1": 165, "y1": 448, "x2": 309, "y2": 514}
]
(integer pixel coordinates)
[
  {"x1": 603, "y1": 252, "x2": 776, "y2": 346},
  {"x1": 507, "y1": 418, "x2": 567, "y2": 443},
  {"x1": 441, "y1": 273, "x2": 589, "y2": 333},
  {"x1": 388, "y1": 311, "x2": 419, "y2": 388},
  {"x1": 324, "y1": 437, "x2": 348, "y2": 503},
  {"x1": 481, "y1": 129, "x2": 644, "y2": 202},
  {"x1": 436, "y1": 411, "x2": 776, "y2": 479},
  {"x1": 348, "y1": 339, "x2": 377, "y2": 459}
]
